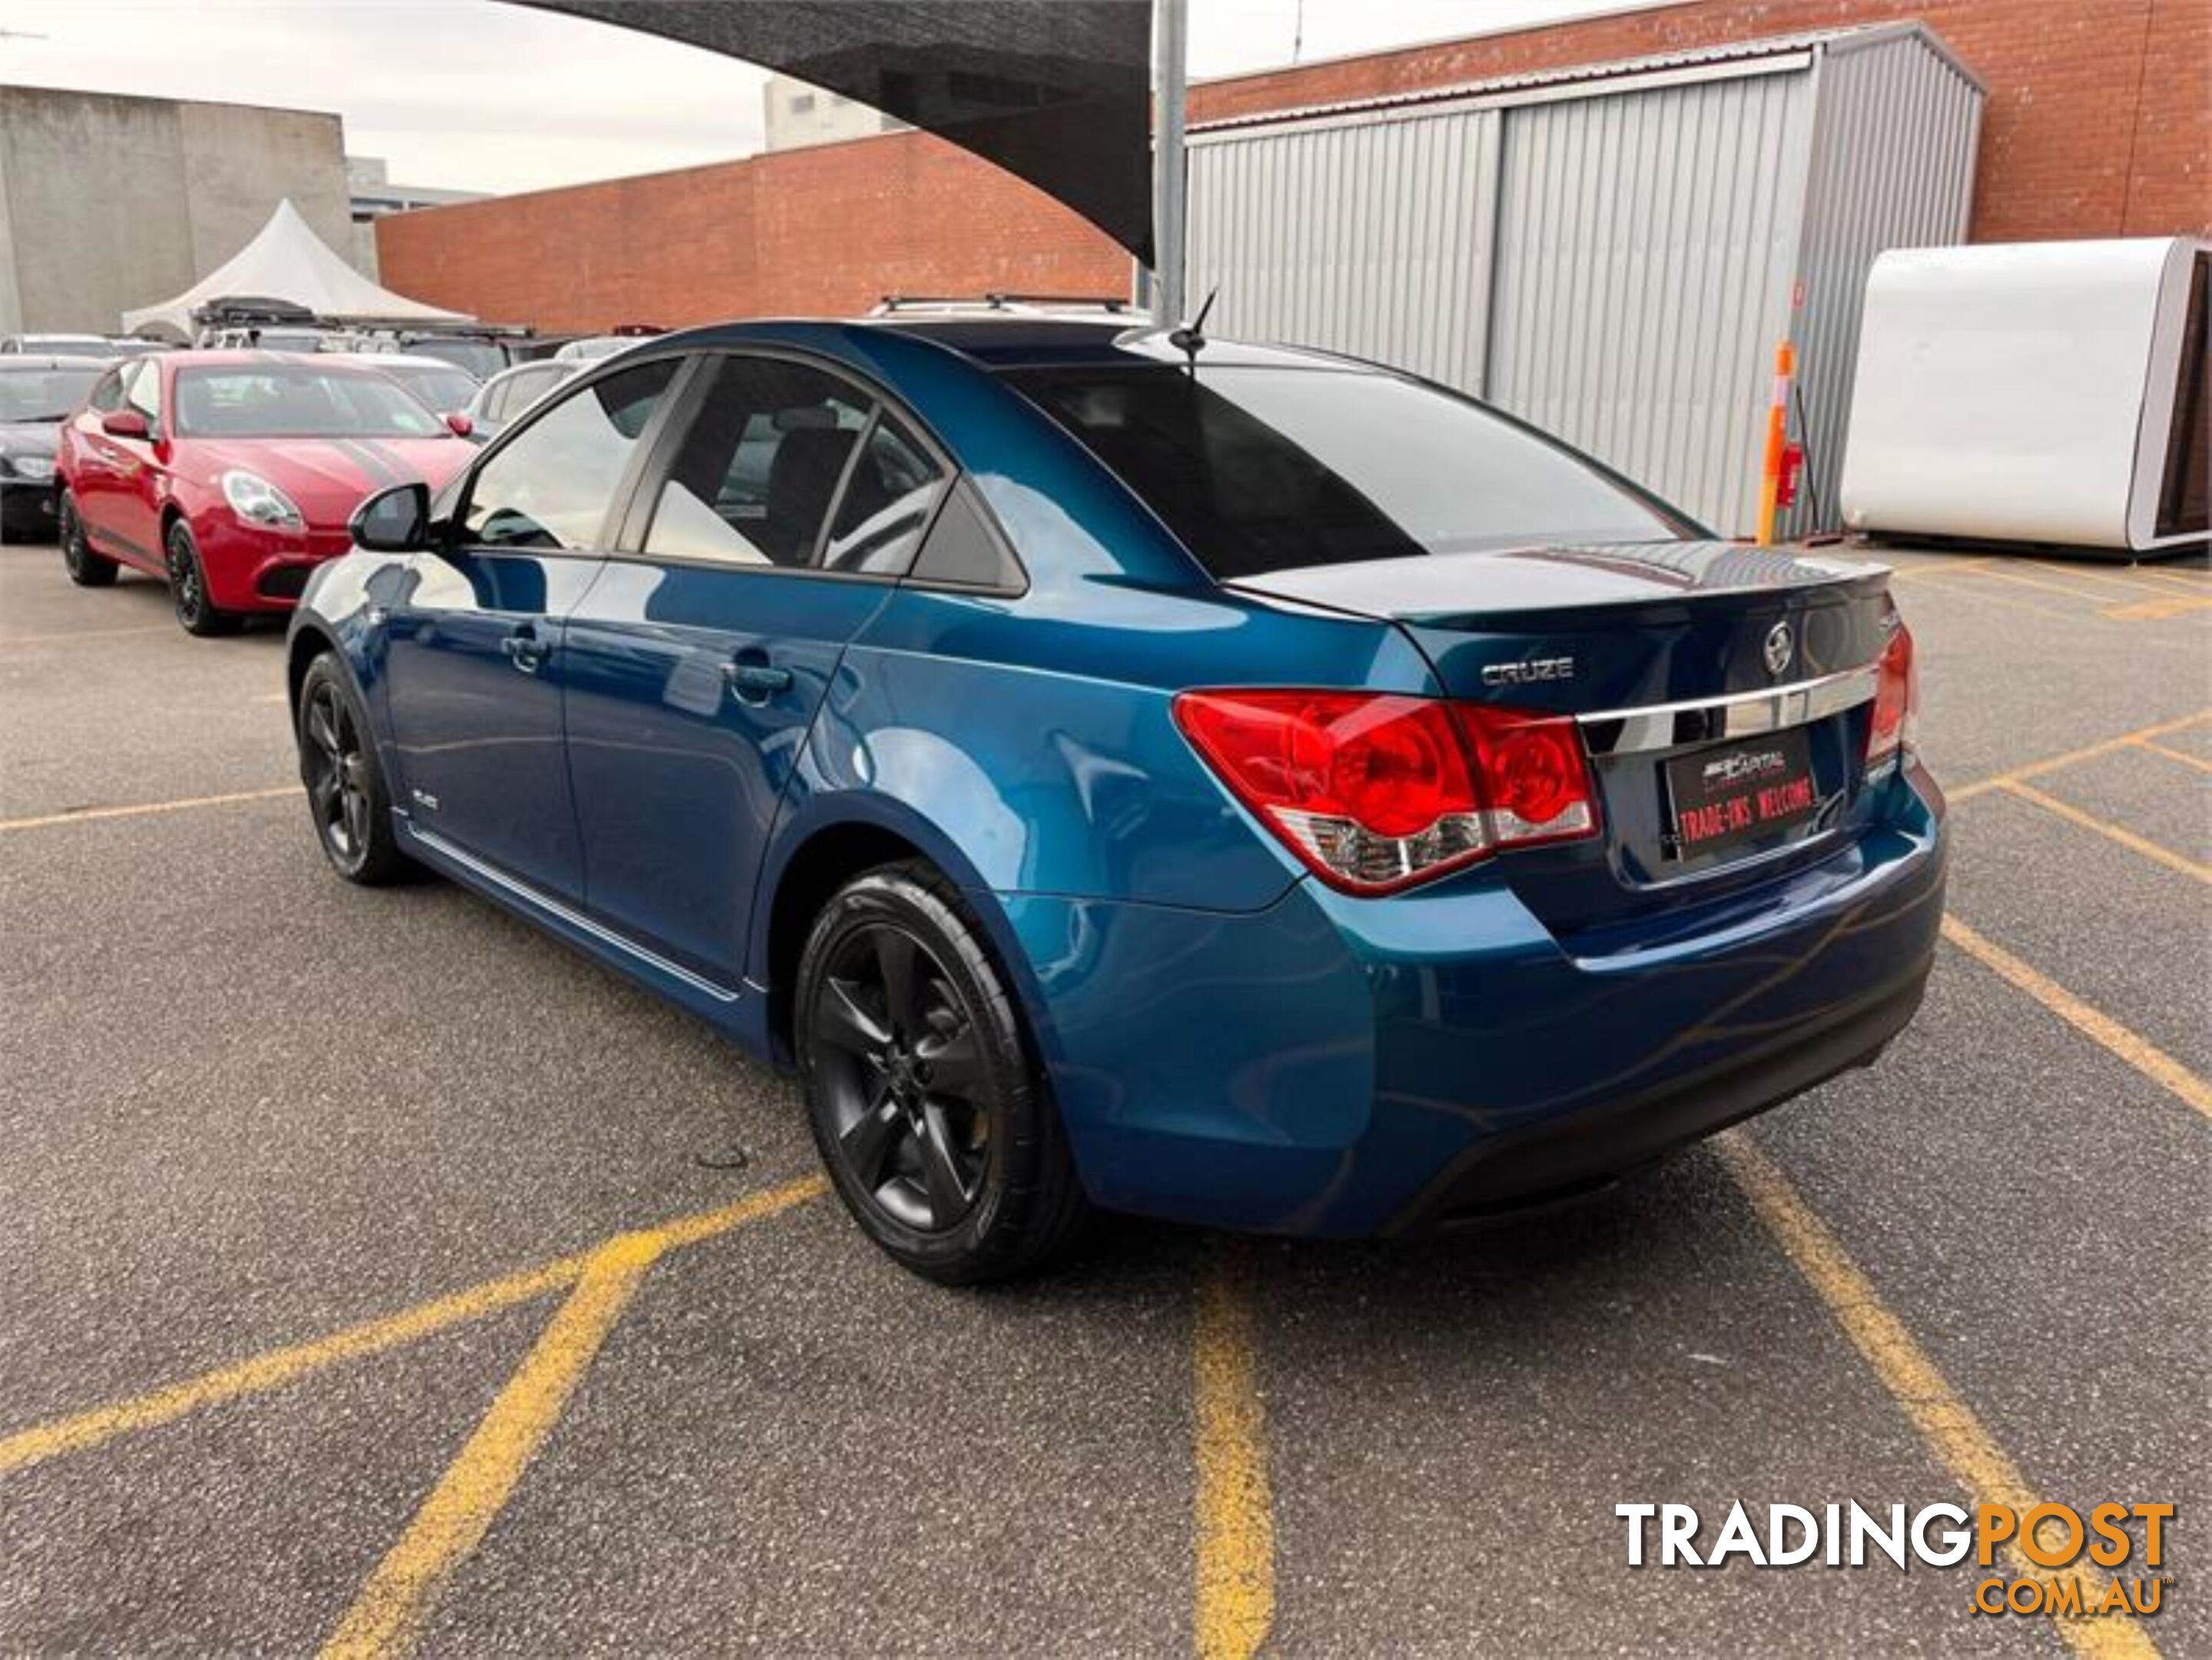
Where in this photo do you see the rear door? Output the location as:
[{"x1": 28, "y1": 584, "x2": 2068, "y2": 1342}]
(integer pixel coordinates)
[
  {"x1": 561, "y1": 350, "x2": 950, "y2": 989},
  {"x1": 381, "y1": 354, "x2": 682, "y2": 899}
]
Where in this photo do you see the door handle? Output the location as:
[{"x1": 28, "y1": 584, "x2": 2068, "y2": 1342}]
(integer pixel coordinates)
[
  {"x1": 500, "y1": 631, "x2": 551, "y2": 673},
  {"x1": 721, "y1": 659, "x2": 793, "y2": 703}
]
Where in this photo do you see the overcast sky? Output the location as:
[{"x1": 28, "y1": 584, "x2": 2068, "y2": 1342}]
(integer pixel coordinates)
[{"x1": 0, "y1": 0, "x2": 1670, "y2": 197}]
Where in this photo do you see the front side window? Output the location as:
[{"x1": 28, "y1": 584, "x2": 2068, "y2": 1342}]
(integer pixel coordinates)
[
  {"x1": 642, "y1": 357, "x2": 880, "y2": 568},
  {"x1": 173, "y1": 367, "x2": 449, "y2": 439},
  {"x1": 459, "y1": 357, "x2": 678, "y2": 551},
  {"x1": 124, "y1": 360, "x2": 161, "y2": 430},
  {"x1": 1006, "y1": 364, "x2": 1683, "y2": 580}
]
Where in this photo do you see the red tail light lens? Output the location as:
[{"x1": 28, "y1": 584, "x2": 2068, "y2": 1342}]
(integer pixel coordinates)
[
  {"x1": 1865, "y1": 622, "x2": 1918, "y2": 772},
  {"x1": 1173, "y1": 689, "x2": 1598, "y2": 894}
]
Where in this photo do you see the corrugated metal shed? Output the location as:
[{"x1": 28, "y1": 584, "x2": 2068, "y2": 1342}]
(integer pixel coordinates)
[{"x1": 1183, "y1": 23, "x2": 1984, "y2": 536}]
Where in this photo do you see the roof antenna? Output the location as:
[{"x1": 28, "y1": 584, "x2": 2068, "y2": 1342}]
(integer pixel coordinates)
[{"x1": 1169, "y1": 286, "x2": 1219, "y2": 375}]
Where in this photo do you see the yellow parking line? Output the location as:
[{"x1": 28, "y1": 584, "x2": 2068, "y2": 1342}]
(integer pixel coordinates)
[
  {"x1": 2132, "y1": 736, "x2": 2212, "y2": 775},
  {"x1": 1192, "y1": 1242, "x2": 1273, "y2": 1660},
  {"x1": 322, "y1": 1234, "x2": 664, "y2": 1660},
  {"x1": 1716, "y1": 1134, "x2": 2158, "y2": 1660},
  {"x1": 0, "y1": 785, "x2": 296, "y2": 835},
  {"x1": 1948, "y1": 709, "x2": 2212, "y2": 802},
  {"x1": 2000, "y1": 559, "x2": 2187, "y2": 602},
  {"x1": 0, "y1": 1257, "x2": 582, "y2": 1478},
  {"x1": 2102, "y1": 594, "x2": 2212, "y2": 621},
  {"x1": 1942, "y1": 917, "x2": 2211, "y2": 1121},
  {"x1": 0, "y1": 1178, "x2": 828, "y2": 1480},
  {"x1": 1971, "y1": 565, "x2": 2134, "y2": 609},
  {"x1": 1996, "y1": 779, "x2": 2211, "y2": 883},
  {"x1": 1885, "y1": 556, "x2": 1995, "y2": 581}
]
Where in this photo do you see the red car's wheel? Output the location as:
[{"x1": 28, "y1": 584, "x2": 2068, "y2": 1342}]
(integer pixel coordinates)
[
  {"x1": 58, "y1": 491, "x2": 118, "y2": 588},
  {"x1": 164, "y1": 517, "x2": 240, "y2": 637}
]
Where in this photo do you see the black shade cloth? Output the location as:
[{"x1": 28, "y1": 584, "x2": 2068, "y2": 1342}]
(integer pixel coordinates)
[{"x1": 521, "y1": 1, "x2": 1153, "y2": 263}]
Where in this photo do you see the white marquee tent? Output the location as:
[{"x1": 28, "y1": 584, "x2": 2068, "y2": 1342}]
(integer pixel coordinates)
[{"x1": 122, "y1": 199, "x2": 473, "y2": 338}]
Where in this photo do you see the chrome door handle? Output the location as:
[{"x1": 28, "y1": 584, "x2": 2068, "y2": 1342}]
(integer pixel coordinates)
[
  {"x1": 722, "y1": 660, "x2": 792, "y2": 702},
  {"x1": 500, "y1": 633, "x2": 550, "y2": 673}
]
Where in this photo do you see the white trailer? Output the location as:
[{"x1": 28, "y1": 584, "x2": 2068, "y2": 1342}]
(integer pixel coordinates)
[{"x1": 1839, "y1": 237, "x2": 2209, "y2": 555}]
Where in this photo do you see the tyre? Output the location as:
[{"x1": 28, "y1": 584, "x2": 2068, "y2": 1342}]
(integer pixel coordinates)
[
  {"x1": 164, "y1": 517, "x2": 239, "y2": 636},
  {"x1": 297, "y1": 652, "x2": 413, "y2": 885},
  {"x1": 58, "y1": 491, "x2": 118, "y2": 586},
  {"x1": 796, "y1": 861, "x2": 1089, "y2": 1284}
]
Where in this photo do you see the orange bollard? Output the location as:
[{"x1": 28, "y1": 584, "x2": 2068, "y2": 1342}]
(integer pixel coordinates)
[{"x1": 1756, "y1": 340, "x2": 1796, "y2": 546}]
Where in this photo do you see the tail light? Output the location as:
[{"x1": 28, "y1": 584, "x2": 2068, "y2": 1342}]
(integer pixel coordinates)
[
  {"x1": 1865, "y1": 622, "x2": 1919, "y2": 772},
  {"x1": 1173, "y1": 689, "x2": 1599, "y2": 895}
]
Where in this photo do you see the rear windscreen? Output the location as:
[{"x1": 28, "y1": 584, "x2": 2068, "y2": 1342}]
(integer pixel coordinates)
[{"x1": 1005, "y1": 364, "x2": 1681, "y2": 580}]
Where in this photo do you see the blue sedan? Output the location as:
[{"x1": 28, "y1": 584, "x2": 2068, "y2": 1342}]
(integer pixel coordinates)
[{"x1": 287, "y1": 312, "x2": 1945, "y2": 1282}]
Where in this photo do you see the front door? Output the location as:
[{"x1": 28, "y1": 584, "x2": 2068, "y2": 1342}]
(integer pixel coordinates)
[
  {"x1": 382, "y1": 355, "x2": 682, "y2": 900},
  {"x1": 561, "y1": 352, "x2": 951, "y2": 988}
]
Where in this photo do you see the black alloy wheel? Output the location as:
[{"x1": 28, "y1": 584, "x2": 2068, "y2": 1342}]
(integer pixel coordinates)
[
  {"x1": 814, "y1": 920, "x2": 992, "y2": 1233},
  {"x1": 58, "y1": 492, "x2": 117, "y2": 586},
  {"x1": 297, "y1": 653, "x2": 410, "y2": 885},
  {"x1": 798, "y1": 863, "x2": 1089, "y2": 1283},
  {"x1": 165, "y1": 519, "x2": 238, "y2": 636}
]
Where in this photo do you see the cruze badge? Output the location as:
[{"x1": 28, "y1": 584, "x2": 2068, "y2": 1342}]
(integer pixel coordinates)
[
  {"x1": 1481, "y1": 655, "x2": 1576, "y2": 689},
  {"x1": 1763, "y1": 622, "x2": 1795, "y2": 679}
]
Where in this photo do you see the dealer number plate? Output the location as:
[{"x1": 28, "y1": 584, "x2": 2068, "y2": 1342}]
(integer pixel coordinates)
[{"x1": 1663, "y1": 728, "x2": 1819, "y2": 859}]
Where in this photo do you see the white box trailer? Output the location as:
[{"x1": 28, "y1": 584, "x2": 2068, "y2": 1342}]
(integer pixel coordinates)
[{"x1": 1840, "y1": 237, "x2": 2209, "y2": 554}]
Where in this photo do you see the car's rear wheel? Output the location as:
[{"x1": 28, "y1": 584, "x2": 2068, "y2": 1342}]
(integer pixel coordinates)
[
  {"x1": 165, "y1": 518, "x2": 239, "y2": 636},
  {"x1": 58, "y1": 491, "x2": 118, "y2": 586},
  {"x1": 298, "y1": 652, "x2": 411, "y2": 885},
  {"x1": 797, "y1": 862, "x2": 1089, "y2": 1284}
]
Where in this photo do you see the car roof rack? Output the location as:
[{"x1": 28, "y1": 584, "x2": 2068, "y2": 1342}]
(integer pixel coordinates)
[{"x1": 871, "y1": 293, "x2": 1130, "y2": 317}]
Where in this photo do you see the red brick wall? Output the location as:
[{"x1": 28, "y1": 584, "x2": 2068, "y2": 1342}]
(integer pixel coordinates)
[
  {"x1": 376, "y1": 130, "x2": 1129, "y2": 332},
  {"x1": 378, "y1": 0, "x2": 2209, "y2": 329}
]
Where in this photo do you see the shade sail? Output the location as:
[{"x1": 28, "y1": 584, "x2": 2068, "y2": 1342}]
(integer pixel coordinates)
[
  {"x1": 524, "y1": 0, "x2": 1154, "y2": 263},
  {"x1": 121, "y1": 199, "x2": 475, "y2": 338}
]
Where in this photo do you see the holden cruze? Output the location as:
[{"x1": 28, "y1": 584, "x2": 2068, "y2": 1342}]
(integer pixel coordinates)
[
  {"x1": 55, "y1": 350, "x2": 473, "y2": 635},
  {"x1": 287, "y1": 314, "x2": 1945, "y2": 1283}
]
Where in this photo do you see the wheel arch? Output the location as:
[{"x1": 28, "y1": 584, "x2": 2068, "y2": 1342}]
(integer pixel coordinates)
[{"x1": 752, "y1": 796, "x2": 1047, "y2": 1074}]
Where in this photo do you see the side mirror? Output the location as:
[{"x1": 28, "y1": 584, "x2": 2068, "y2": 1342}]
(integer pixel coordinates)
[
  {"x1": 101, "y1": 410, "x2": 150, "y2": 440},
  {"x1": 350, "y1": 481, "x2": 433, "y2": 553},
  {"x1": 444, "y1": 410, "x2": 474, "y2": 438}
]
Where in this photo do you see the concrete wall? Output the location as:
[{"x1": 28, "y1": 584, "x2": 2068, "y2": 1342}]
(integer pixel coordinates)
[{"x1": 0, "y1": 86, "x2": 350, "y2": 334}]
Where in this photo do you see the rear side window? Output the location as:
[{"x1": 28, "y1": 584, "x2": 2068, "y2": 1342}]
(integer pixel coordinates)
[
  {"x1": 642, "y1": 357, "x2": 885, "y2": 569},
  {"x1": 1006, "y1": 365, "x2": 1680, "y2": 580},
  {"x1": 821, "y1": 413, "x2": 947, "y2": 575},
  {"x1": 460, "y1": 357, "x2": 677, "y2": 551}
]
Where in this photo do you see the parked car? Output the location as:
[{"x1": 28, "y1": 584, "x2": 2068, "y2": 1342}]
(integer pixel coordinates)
[
  {"x1": 460, "y1": 357, "x2": 579, "y2": 440},
  {"x1": 2, "y1": 334, "x2": 128, "y2": 359},
  {"x1": 552, "y1": 328, "x2": 662, "y2": 364},
  {"x1": 287, "y1": 314, "x2": 1945, "y2": 1283},
  {"x1": 0, "y1": 356, "x2": 107, "y2": 542},
  {"x1": 56, "y1": 350, "x2": 474, "y2": 634},
  {"x1": 337, "y1": 353, "x2": 483, "y2": 423}
]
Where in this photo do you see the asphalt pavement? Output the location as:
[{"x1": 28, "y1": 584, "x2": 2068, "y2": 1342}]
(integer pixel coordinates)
[{"x1": 0, "y1": 531, "x2": 2204, "y2": 1657}]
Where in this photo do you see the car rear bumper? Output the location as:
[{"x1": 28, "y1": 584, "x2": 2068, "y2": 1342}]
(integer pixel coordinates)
[{"x1": 999, "y1": 762, "x2": 1946, "y2": 1237}]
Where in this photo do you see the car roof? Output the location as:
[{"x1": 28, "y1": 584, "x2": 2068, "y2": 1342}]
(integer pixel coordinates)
[
  {"x1": 328, "y1": 352, "x2": 474, "y2": 370},
  {"x1": 157, "y1": 349, "x2": 398, "y2": 373},
  {"x1": 0, "y1": 354, "x2": 110, "y2": 371},
  {"x1": 640, "y1": 314, "x2": 1361, "y2": 377}
]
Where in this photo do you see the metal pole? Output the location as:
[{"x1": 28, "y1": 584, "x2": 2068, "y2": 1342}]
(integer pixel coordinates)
[{"x1": 1152, "y1": 0, "x2": 1188, "y2": 325}]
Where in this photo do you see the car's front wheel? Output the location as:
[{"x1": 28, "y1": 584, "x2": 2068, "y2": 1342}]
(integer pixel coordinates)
[
  {"x1": 58, "y1": 491, "x2": 118, "y2": 586},
  {"x1": 297, "y1": 652, "x2": 412, "y2": 885},
  {"x1": 797, "y1": 862, "x2": 1089, "y2": 1284},
  {"x1": 165, "y1": 518, "x2": 239, "y2": 636}
]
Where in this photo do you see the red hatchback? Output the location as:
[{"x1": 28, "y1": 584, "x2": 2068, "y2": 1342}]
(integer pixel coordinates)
[{"x1": 55, "y1": 351, "x2": 474, "y2": 635}]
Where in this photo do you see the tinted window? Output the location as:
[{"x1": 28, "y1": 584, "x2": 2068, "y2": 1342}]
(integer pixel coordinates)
[
  {"x1": 0, "y1": 366, "x2": 101, "y2": 421},
  {"x1": 910, "y1": 481, "x2": 1023, "y2": 591},
  {"x1": 174, "y1": 367, "x2": 448, "y2": 439},
  {"x1": 821, "y1": 413, "x2": 947, "y2": 574},
  {"x1": 461, "y1": 358, "x2": 678, "y2": 551},
  {"x1": 1007, "y1": 365, "x2": 1680, "y2": 580},
  {"x1": 642, "y1": 357, "x2": 873, "y2": 568}
]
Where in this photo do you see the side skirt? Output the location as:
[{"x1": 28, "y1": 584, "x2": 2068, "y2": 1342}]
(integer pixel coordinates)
[{"x1": 400, "y1": 817, "x2": 774, "y2": 1057}]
